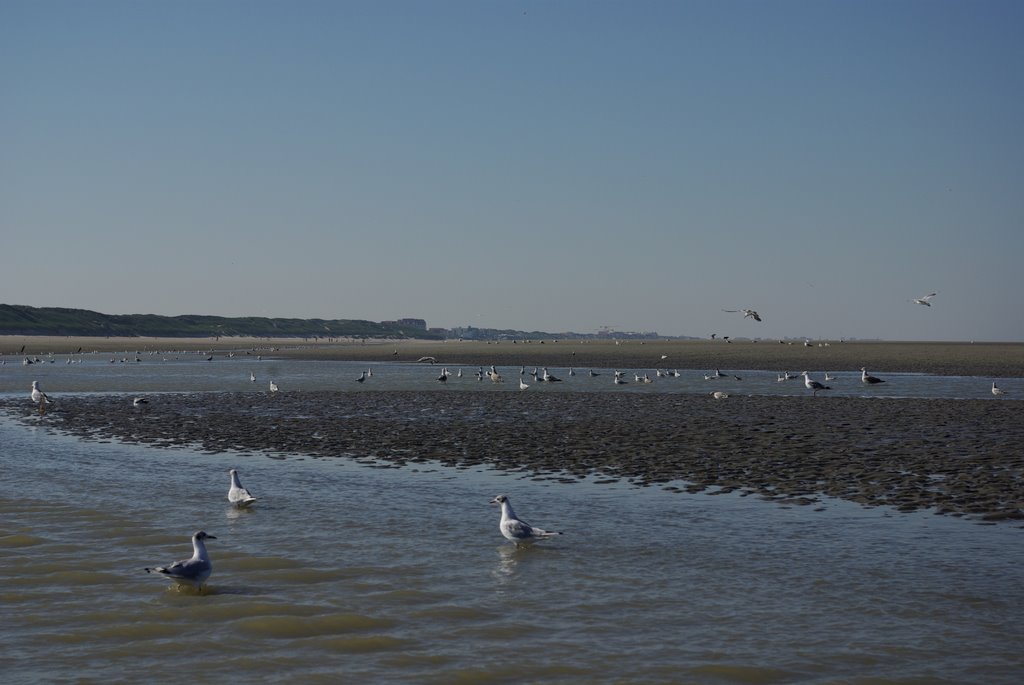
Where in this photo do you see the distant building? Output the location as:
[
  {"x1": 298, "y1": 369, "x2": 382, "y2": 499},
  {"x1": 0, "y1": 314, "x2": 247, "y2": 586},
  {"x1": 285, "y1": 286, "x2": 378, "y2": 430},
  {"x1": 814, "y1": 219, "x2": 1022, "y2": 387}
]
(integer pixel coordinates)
[{"x1": 382, "y1": 318, "x2": 427, "y2": 330}]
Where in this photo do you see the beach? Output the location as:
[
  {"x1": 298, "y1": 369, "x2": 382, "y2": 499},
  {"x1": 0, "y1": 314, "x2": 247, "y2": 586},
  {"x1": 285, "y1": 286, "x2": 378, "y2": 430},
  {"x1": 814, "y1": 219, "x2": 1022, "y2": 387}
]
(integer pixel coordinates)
[
  {"x1": 5, "y1": 335, "x2": 1024, "y2": 377},
  {"x1": 6, "y1": 389, "x2": 1022, "y2": 522}
]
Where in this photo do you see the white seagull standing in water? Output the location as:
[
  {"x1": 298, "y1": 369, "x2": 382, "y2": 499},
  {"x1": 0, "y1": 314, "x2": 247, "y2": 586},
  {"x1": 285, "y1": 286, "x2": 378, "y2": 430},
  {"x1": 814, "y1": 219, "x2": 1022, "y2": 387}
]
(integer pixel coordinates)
[
  {"x1": 722, "y1": 308, "x2": 762, "y2": 322},
  {"x1": 490, "y1": 495, "x2": 562, "y2": 547},
  {"x1": 144, "y1": 531, "x2": 216, "y2": 592},
  {"x1": 228, "y1": 469, "x2": 257, "y2": 506},
  {"x1": 802, "y1": 371, "x2": 831, "y2": 397},
  {"x1": 250, "y1": 372, "x2": 256, "y2": 382},
  {"x1": 991, "y1": 382, "x2": 1007, "y2": 396},
  {"x1": 911, "y1": 292, "x2": 937, "y2": 306},
  {"x1": 860, "y1": 367, "x2": 885, "y2": 384},
  {"x1": 519, "y1": 378, "x2": 530, "y2": 391},
  {"x1": 269, "y1": 380, "x2": 279, "y2": 393}
]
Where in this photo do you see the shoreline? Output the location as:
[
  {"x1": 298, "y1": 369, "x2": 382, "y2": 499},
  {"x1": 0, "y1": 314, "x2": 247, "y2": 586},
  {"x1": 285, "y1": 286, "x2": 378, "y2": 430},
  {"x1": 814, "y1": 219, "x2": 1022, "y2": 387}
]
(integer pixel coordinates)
[
  {"x1": 4, "y1": 335, "x2": 1024, "y2": 377},
  {"x1": 5, "y1": 391, "x2": 1022, "y2": 524}
]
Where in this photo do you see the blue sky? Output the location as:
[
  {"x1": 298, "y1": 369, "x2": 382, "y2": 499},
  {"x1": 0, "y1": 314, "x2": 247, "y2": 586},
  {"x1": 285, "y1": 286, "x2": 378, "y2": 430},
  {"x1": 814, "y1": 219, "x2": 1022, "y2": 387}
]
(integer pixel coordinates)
[{"x1": 3, "y1": 0, "x2": 1022, "y2": 341}]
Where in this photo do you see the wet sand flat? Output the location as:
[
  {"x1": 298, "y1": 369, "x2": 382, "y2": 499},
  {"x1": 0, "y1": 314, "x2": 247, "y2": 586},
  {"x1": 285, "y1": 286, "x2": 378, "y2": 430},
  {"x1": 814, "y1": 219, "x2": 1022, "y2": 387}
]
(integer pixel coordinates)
[
  {"x1": 5, "y1": 336, "x2": 1024, "y2": 377},
  {"x1": 6, "y1": 391, "x2": 1022, "y2": 523}
]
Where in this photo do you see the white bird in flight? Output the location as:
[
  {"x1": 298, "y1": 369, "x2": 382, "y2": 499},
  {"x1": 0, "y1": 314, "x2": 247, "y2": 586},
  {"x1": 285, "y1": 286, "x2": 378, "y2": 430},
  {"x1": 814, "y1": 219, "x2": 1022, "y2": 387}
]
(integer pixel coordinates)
[
  {"x1": 490, "y1": 495, "x2": 561, "y2": 546},
  {"x1": 228, "y1": 469, "x2": 257, "y2": 507},
  {"x1": 912, "y1": 292, "x2": 937, "y2": 306},
  {"x1": 144, "y1": 531, "x2": 216, "y2": 591},
  {"x1": 722, "y1": 308, "x2": 762, "y2": 322}
]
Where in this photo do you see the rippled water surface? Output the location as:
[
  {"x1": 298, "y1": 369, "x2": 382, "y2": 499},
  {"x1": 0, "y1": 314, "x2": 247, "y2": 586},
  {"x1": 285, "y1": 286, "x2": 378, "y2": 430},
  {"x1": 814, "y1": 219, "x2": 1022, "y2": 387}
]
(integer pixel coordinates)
[{"x1": 1, "y1": 356, "x2": 1023, "y2": 684}]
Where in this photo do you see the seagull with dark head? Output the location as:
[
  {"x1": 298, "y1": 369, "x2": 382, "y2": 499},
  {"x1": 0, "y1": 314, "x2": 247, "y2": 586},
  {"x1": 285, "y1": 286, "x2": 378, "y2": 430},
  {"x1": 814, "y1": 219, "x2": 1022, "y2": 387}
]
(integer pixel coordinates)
[
  {"x1": 144, "y1": 531, "x2": 216, "y2": 592},
  {"x1": 490, "y1": 495, "x2": 562, "y2": 547}
]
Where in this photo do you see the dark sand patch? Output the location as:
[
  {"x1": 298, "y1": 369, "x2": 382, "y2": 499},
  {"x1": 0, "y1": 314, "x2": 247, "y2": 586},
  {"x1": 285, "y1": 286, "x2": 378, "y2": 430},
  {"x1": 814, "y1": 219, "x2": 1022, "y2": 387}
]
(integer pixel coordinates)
[
  {"x1": 6, "y1": 391, "x2": 1022, "y2": 523},
  {"x1": 4, "y1": 336, "x2": 1024, "y2": 377}
]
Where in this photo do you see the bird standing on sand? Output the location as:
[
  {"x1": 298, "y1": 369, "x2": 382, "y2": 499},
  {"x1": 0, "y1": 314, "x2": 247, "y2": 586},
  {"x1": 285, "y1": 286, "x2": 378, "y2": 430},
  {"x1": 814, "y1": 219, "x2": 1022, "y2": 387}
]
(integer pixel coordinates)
[
  {"x1": 722, "y1": 308, "x2": 762, "y2": 322},
  {"x1": 912, "y1": 293, "x2": 937, "y2": 306},
  {"x1": 144, "y1": 531, "x2": 216, "y2": 592},
  {"x1": 30, "y1": 381, "x2": 51, "y2": 414},
  {"x1": 228, "y1": 469, "x2": 257, "y2": 507},
  {"x1": 802, "y1": 371, "x2": 831, "y2": 397},
  {"x1": 490, "y1": 495, "x2": 561, "y2": 546},
  {"x1": 861, "y1": 368, "x2": 885, "y2": 384}
]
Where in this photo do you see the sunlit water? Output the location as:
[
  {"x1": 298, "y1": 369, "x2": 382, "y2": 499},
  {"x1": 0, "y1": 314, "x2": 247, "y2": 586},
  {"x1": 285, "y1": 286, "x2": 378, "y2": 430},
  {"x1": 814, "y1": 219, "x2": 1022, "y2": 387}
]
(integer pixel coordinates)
[{"x1": 1, "y1": 355, "x2": 1022, "y2": 683}]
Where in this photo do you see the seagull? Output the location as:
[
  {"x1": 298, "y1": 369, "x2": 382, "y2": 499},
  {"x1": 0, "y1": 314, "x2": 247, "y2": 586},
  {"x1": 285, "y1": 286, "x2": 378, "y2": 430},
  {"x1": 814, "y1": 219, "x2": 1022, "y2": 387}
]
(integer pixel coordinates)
[
  {"x1": 133, "y1": 397, "x2": 150, "y2": 407},
  {"x1": 912, "y1": 292, "x2": 937, "y2": 306},
  {"x1": 144, "y1": 531, "x2": 216, "y2": 591},
  {"x1": 30, "y1": 381, "x2": 51, "y2": 414},
  {"x1": 991, "y1": 382, "x2": 1007, "y2": 396},
  {"x1": 269, "y1": 380, "x2": 279, "y2": 393},
  {"x1": 250, "y1": 372, "x2": 256, "y2": 382},
  {"x1": 356, "y1": 370, "x2": 367, "y2": 383},
  {"x1": 823, "y1": 372, "x2": 836, "y2": 381},
  {"x1": 30, "y1": 380, "x2": 51, "y2": 405},
  {"x1": 519, "y1": 378, "x2": 529, "y2": 391},
  {"x1": 802, "y1": 371, "x2": 831, "y2": 397},
  {"x1": 860, "y1": 367, "x2": 885, "y2": 384},
  {"x1": 711, "y1": 391, "x2": 729, "y2": 399},
  {"x1": 722, "y1": 308, "x2": 762, "y2": 322},
  {"x1": 490, "y1": 495, "x2": 561, "y2": 547},
  {"x1": 228, "y1": 469, "x2": 257, "y2": 507}
]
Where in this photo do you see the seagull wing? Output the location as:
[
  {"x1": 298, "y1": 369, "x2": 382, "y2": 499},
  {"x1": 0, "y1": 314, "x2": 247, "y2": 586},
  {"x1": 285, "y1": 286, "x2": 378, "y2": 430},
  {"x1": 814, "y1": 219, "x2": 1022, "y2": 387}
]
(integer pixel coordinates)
[{"x1": 503, "y1": 518, "x2": 537, "y2": 540}]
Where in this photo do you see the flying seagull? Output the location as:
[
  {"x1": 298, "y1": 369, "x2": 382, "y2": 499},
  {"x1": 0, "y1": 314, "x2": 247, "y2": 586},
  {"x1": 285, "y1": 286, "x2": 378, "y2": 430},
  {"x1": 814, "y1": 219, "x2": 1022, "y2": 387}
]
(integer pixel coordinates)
[
  {"x1": 912, "y1": 293, "x2": 937, "y2": 306},
  {"x1": 722, "y1": 308, "x2": 762, "y2": 322}
]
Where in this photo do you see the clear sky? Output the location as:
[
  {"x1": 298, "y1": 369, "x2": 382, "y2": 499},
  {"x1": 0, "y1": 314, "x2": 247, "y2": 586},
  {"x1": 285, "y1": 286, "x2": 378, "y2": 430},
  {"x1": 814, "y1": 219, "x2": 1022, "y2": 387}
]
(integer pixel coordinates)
[{"x1": 3, "y1": 0, "x2": 1022, "y2": 341}]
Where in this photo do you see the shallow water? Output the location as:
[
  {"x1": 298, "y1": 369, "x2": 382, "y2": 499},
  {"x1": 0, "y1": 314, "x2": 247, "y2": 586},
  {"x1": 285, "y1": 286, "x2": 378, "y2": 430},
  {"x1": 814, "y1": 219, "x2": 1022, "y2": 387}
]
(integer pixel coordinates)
[
  {"x1": 1, "y1": 351, "x2": 1018, "y2": 400},
  {"x1": 2, "y1": 408, "x2": 1023, "y2": 683}
]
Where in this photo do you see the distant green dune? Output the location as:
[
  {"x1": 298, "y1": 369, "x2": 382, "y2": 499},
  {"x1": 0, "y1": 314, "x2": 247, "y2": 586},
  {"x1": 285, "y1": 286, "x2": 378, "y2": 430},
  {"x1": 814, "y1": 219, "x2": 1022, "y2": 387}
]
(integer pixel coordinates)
[{"x1": 0, "y1": 304, "x2": 440, "y2": 339}]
